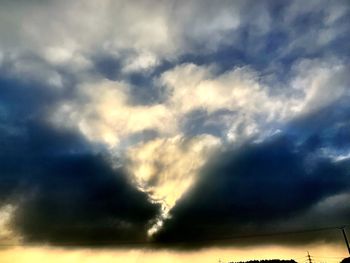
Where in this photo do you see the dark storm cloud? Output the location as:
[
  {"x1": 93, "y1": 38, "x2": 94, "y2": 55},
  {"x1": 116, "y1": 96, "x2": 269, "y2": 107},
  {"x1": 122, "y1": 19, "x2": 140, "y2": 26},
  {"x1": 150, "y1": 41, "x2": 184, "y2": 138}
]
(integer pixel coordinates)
[
  {"x1": 287, "y1": 99, "x2": 350, "y2": 152},
  {"x1": 0, "y1": 77, "x2": 159, "y2": 246},
  {"x1": 0, "y1": 0, "x2": 349, "y2": 251},
  {"x1": 154, "y1": 102, "x2": 350, "y2": 248},
  {"x1": 11, "y1": 145, "x2": 159, "y2": 246}
]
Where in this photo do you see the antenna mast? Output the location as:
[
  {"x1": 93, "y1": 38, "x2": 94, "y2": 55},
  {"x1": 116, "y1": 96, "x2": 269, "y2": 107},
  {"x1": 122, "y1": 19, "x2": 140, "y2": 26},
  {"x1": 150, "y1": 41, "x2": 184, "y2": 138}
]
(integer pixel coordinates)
[{"x1": 307, "y1": 251, "x2": 313, "y2": 263}]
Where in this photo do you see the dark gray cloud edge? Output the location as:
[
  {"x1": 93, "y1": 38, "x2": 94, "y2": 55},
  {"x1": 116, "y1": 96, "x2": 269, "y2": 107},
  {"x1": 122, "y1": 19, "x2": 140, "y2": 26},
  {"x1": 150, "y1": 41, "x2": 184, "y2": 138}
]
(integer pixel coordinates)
[
  {"x1": 0, "y1": 122, "x2": 160, "y2": 247},
  {"x1": 1, "y1": 74, "x2": 350, "y2": 249},
  {"x1": 0, "y1": 76, "x2": 160, "y2": 247},
  {"x1": 153, "y1": 101, "x2": 350, "y2": 249}
]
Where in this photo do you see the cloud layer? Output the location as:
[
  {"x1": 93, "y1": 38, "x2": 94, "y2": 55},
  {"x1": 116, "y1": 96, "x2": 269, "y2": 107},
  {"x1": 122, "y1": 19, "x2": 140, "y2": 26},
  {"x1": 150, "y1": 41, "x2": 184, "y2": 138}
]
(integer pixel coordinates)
[{"x1": 0, "y1": 0, "x2": 349, "y2": 248}]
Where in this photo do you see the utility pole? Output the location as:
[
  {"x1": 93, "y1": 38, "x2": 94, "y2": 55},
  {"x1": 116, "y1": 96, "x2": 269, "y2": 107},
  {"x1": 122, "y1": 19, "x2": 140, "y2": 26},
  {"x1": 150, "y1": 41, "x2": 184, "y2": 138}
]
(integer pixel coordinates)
[
  {"x1": 307, "y1": 251, "x2": 313, "y2": 263},
  {"x1": 339, "y1": 226, "x2": 350, "y2": 255}
]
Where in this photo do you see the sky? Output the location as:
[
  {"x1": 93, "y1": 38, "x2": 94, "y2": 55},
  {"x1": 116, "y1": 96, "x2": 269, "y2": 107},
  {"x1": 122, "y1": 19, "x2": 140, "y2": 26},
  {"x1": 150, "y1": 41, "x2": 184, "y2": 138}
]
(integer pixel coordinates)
[{"x1": 0, "y1": 0, "x2": 350, "y2": 262}]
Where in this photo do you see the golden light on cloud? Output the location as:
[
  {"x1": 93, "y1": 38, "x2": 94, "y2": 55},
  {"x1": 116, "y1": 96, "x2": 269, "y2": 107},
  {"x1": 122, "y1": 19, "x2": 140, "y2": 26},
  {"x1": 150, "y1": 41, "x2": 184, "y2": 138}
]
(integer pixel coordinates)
[
  {"x1": 0, "y1": 204, "x2": 20, "y2": 246},
  {"x1": 54, "y1": 80, "x2": 174, "y2": 147},
  {"x1": 126, "y1": 134, "x2": 221, "y2": 235}
]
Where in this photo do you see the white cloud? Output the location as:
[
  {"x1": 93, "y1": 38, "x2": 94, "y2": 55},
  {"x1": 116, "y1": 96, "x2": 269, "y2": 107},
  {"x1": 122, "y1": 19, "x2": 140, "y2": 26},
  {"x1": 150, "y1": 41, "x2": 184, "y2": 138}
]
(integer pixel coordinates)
[
  {"x1": 0, "y1": 0, "x2": 171, "y2": 72},
  {"x1": 160, "y1": 63, "x2": 300, "y2": 141},
  {"x1": 54, "y1": 62, "x2": 295, "y2": 148},
  {"x1": 0, "y1": 0, "x2": 248, "y2": 74},
  {"x1": 53, "y1": 80, "x2": 175, "y2": 147},
  {"x1": 5, "y1": 53, "x2": 64, "y2": 89},
  {"x1": 162, "y1": 64, "x2": 274, "y2": 114},
  {"x1": 291, "y1": 58, "x2": 350, "y2": 113},
  {"x1": 0, "y1": 0, "x2": 347, "y2": 83},
  {"x1": 122, "y1": 52, "x2": 159, "y2": 73}
]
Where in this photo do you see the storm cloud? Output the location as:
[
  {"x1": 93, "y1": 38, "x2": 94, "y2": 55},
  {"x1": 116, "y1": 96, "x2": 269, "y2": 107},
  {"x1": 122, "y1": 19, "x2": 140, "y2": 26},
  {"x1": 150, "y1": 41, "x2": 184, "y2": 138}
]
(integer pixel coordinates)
[
  {"x1": 155, "y1": 129, "x2": 350, "y2": 247},
  {"x1": 0, "y1": 76, "x2": 159, "y2": 246},
  {"x1": 0, "y1": 0, "x2": 349, "y2": 249}
]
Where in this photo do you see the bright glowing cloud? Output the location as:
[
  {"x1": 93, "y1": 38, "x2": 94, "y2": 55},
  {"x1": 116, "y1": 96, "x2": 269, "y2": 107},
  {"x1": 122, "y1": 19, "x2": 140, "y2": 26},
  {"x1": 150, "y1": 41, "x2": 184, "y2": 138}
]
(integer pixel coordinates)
[
  {"x1": 126, "y1": 134, "x2": 220, "y2": 234},
  {"x1": 53, "y1": 80, "x2": 174, "y2": 146}
]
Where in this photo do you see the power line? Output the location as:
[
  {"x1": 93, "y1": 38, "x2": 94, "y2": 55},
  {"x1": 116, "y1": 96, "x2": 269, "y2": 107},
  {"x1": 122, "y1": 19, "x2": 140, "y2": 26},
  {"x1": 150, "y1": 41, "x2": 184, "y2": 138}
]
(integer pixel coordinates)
[{"x1": 339, "y1": 226, "x2": 350, "y2": 255}]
